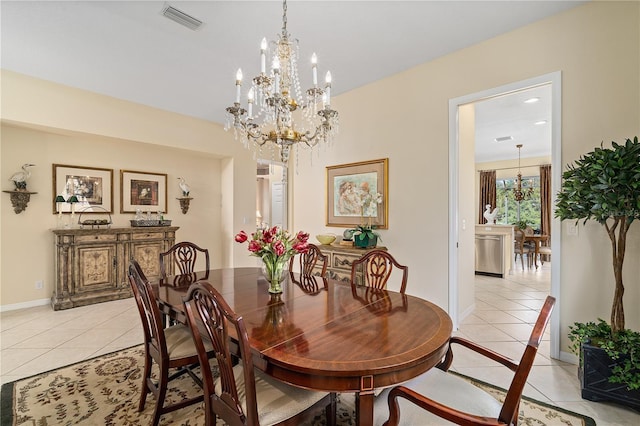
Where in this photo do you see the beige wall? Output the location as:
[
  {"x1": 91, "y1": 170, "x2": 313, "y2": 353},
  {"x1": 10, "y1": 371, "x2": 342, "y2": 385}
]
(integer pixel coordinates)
[
  {"x1": 1, "y1": 71, "x2": 259, "y2": 308},
  {"x1": 290, "y1": 1, "x2": 640, "y2": 356}
]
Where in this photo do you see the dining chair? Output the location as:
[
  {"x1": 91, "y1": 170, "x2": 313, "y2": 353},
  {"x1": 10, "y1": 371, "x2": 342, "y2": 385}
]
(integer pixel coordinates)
[
  {"x1": 183, "y1": 281, "x2": 337, "y2": 426},
  {"x1": 376, "y1": 296, "x2": 556, "y2": 426},
  {"x1": 350, "y1": 249, "x2": 408, "y2": 294},
  {"x1": 289, "y1": 243, "x2": 328, "y2": 278},
  {"x1": 538, "y1": 244, "x2": 552, "y2": 265},
  {"x1": 128, "y1": 260, "x2": 211, "y2": 426},
  {"x1": 513, "y1": 228, "x2": 533, "y2": 269},
  {"x1": 159, "y1": 241, "x2": 210, "y2": 284}
]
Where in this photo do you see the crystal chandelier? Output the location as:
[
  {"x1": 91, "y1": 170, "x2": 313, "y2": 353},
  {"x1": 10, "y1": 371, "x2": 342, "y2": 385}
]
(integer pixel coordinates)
[
  {"x1": 225, "y1": 0, "x2": 339, "y2": 163},
  {"x1": 513, "y1": 144, "x2": 534, "y2": 202}
]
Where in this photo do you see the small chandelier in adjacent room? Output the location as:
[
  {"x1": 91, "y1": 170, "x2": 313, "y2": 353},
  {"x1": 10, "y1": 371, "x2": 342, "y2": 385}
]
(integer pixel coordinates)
[
  {"x1": 513, "y1": 144, "x2": 534, "y2": 202},
  {"x1": 225, "y1": 0, "x2": 339, "y2": 163}
]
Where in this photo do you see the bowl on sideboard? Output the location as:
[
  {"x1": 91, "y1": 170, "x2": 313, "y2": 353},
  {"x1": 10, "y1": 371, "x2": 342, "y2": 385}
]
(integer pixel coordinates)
[{"x1": 316, "y1": 234, "x2": 337, "y2": 245}]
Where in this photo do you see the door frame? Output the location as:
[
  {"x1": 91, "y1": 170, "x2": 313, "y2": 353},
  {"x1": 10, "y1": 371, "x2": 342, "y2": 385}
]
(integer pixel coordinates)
[{"x1": 448, "y1": 71, "x2": 562, "y2": 359}]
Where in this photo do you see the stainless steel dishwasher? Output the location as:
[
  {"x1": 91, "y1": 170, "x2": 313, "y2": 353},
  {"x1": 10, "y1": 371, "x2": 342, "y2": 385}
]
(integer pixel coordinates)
[{"x1": 475, "y1": 234, "x2": 504, "y2": 277}]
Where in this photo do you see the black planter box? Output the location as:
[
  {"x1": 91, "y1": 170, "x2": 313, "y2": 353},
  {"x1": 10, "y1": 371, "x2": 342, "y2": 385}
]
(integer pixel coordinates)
[{"x1": 580, "y1": 343, "x2": 640, "y2": 411}]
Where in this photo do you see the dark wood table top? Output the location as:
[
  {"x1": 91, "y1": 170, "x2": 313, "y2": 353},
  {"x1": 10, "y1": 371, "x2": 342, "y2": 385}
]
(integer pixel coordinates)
[{"x1": 153, "y1": 267, "x2": 452, "y2": 425}]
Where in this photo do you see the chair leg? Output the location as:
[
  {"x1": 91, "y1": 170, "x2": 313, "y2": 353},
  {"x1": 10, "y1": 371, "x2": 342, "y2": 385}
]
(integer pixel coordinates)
[
  {"x1": 152, "y1": 367, "x2": 170, "y2": 426},
  {"x1": 138, "y1": 353, "x2": 152, "y2": 411},
  {"x1": 325, "y1": 392, "x2": 337, "y2": 426}
]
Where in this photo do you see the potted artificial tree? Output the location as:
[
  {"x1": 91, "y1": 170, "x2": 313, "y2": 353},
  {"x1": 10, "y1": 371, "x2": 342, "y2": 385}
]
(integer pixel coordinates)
[{"x1": 555, "y1": 136, "x2": 640, "y2": 410}]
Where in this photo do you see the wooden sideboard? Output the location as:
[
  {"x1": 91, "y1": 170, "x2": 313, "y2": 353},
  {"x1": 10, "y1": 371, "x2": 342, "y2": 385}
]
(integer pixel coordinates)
[
  {"x1": 51, "y1": 226, "x2": 178, "y2": 310},
  {"x1": 313, "y1": 243, "x2": 387, "y2": 285}
]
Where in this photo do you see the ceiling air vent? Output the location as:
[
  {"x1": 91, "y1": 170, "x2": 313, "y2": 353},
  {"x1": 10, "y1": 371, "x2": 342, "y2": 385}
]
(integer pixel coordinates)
[
  {"x1": 162, "y1": 5, "x2": 203, "y2": 31},
  {"x1": 494, "y1": 136, "x2": 513, "y2": 143}
]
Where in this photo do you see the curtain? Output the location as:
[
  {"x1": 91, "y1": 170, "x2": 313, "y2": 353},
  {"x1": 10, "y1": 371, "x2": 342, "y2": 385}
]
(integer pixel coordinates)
[
  {"x1": 540, "y1": 164, "x2": 552, "y2": 245},
  {"x1": 478, "y1": 170, "x2": 496, "y2": 224}
]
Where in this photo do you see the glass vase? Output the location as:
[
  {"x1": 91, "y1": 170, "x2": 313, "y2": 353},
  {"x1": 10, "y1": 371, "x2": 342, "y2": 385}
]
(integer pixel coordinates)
[{"x1": 262, "y1": 258, "x2": 286, "y2": 294}]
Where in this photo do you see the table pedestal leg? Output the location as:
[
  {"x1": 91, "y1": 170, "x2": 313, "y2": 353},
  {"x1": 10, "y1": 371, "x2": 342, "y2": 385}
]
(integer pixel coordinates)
[{"x1": 355, "y1": 390, "x2": 375, "y2": 426}]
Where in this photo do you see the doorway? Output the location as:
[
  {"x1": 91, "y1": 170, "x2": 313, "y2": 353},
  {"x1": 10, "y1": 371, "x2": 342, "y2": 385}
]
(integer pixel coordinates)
[
  {"x1": 256, "y1": 160, "x2": 288, "y2": 229},
  {"x1": 448, "y1": 72, "x2": 562, "y2": 359}
]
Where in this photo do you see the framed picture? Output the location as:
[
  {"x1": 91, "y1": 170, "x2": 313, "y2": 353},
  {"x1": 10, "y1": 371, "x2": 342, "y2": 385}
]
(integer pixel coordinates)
[
  {"x1": 120, "y1": 170, "x2": 167, "y2": 214},
  {"x1": 326, "y1": 158, "x2": 388, "y2": 228},
  {"x1": 52, "y1": 164, "x2": 113, "y2": 213}
]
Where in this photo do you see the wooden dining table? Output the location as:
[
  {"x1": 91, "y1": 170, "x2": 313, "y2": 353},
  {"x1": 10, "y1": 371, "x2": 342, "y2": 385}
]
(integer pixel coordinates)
[
  {"x1": 524, "y1": 234, "x2": 549, "y2": 268},
  {"x1": 152, "y1": 267, "x2": 452, "y2": 426}
]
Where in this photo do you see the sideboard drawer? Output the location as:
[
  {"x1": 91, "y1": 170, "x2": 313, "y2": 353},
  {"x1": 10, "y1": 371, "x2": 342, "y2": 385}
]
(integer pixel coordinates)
[
  {"x1": 132, "y1": 232, "x2": 164, "y2": 240},
  {"x1": 331, "y1": 252, "x2": 363, "y2": 272},
  {"x1": 75, "y1": 234, "x2": 118, "y2": 243}
]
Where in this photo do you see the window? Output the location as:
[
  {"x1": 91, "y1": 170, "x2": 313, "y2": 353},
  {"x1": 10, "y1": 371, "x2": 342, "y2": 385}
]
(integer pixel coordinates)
[{"x1": 496, "y1": 175, "x2": 541, "y2": 230}]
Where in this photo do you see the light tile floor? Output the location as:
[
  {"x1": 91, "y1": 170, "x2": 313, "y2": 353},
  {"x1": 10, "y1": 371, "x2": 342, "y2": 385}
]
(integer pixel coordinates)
[{"x1": 1, "y1": 263, "x2": 638, "y2": 424}]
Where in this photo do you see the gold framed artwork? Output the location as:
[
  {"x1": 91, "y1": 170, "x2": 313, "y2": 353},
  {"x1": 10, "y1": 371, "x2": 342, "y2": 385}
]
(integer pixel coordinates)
[
  {"x1": 326, "y1": 158, "x2": 388, "y2": 228},
  {"x1": 52, "y1": 164, "x2": 113, "y2": 213},
  {"x1": 120, "y1": 170, "x2": 167, "y2": 214}
]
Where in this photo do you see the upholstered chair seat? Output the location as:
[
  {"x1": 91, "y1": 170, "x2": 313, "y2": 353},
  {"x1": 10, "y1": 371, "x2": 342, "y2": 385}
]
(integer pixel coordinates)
[
  {"x1": 375, "y1": 368, "x2": 502, "y2": 425},
  {"x1": 216, "y1": 364, "x2": 332, "y2": 425}
]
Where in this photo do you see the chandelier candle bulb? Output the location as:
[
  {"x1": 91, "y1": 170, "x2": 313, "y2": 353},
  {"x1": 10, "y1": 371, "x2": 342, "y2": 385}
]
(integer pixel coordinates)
[
  {"x1": 235, "y1": 69, "x2": 242, "y2": 103},
  {"x1": 274, "y1": 61, "x2": 280, "y2": 93},
  {"x1": 311, "y1": 53, "x2": 318, "y2": 86},
  {"x1": 325, "y1": 71, "x2": 332, "y2": 106},
  {"x1": 247, "y1": 88, "x2": 254, "y2": 118},
  {"x1": 260, "y1": 38, "x2": 267, "y2": 73}
]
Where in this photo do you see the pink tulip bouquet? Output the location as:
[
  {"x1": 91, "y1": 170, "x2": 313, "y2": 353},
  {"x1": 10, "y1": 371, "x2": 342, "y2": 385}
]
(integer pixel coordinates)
[{"x1": 235, "y1": 226, "x2": 310, "y2": 293}]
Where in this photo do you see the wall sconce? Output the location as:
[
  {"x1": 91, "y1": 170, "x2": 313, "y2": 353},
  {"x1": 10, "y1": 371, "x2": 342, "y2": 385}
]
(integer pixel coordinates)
[
  {"x1": 177, "y1": 197, "x2": 192, "y2": 214},
  {"x1": 3, "y1": 189, "x2": 38, "y2": 214}
]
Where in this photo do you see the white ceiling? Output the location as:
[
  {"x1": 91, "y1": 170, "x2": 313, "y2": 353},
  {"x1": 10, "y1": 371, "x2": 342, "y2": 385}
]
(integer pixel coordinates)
[{"x1": 2, "y1": 1, "x2": 581, "y2": 160}]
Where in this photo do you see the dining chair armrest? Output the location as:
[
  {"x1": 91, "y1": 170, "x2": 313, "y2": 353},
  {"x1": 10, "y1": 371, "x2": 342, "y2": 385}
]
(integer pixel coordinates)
[
  {"x1": 438, "y1": 336, "x2": 519, "y2": 372},
  {"x1": 382, "y1": 385, "x2": 505, "y2": 426}
]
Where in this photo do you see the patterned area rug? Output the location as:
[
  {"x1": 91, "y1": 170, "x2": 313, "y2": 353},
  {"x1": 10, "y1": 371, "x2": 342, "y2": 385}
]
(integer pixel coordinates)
[{"x1": 1, "y1": 345, "x2": 595, "y2": 425}]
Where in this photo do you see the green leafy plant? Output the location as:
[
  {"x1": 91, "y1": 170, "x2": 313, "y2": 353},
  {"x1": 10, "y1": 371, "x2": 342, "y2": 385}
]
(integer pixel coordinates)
[
  {"x1": 557, "y1": 137, "x2": 640, "y2": 393},
  {"x1": 555, "y1": 136, "x2": 640, "y2": 334},
  {"x1": 352, "y1": 225, "x2": 381, "y2": 243},
  {"x1": 568, "y1": 319, "x2": 640, "y2": 390}
]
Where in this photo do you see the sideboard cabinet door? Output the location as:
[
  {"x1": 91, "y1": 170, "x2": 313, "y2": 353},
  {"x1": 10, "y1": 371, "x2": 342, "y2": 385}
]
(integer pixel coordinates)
[{"x1": 52, "y1": 226, "x2": 178, "y2": 310}]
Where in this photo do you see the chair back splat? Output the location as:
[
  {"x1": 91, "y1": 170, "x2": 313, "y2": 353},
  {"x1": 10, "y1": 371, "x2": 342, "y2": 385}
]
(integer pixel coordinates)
[
  {"x1": 350, "y1": 249, "x2": 408, "y2": 293},
  {"x1": 159, "y1": 241, "x2": 210, "y2": 283},
  {"x1": 289, "y1": 243, "x2": 328, "y2": 277}
]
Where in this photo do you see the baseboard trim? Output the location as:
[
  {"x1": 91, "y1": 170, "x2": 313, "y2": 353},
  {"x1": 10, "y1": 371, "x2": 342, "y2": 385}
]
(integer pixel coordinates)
[
  {"x1": 458, "y1": 302, "x2": 476, "y2": 327},
  {"x1": 0, "y1": 298, "x2": 50, "y2": 312},
  {"x1": 559, "y1": 350, "x2": 578, "y2": 364}
]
